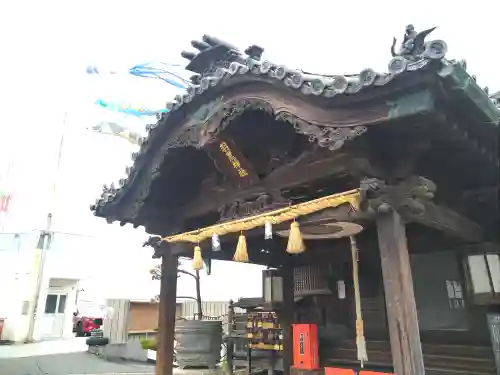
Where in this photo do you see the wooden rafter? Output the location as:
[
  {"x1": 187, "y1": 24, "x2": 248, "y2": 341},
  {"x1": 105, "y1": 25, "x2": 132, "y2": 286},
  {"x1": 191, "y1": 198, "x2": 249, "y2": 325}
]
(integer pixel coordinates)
[
  {"x1": 406, "y1": 201, "x2": 482, "y2": 242},
  {"x1": 183, "y1": 151, "x2": 381, "y2": 218}
]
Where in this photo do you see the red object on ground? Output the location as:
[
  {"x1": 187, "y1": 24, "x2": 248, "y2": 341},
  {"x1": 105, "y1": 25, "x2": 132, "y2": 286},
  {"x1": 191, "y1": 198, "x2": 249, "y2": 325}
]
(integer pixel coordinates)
[
  {"x1": 0, "y1": 318, "x2": 5, "y2": 340},
  {"x1": 74, "y1": 315, "x2": 103, "y2": 336},
  {"x1": 325, "y1": 369, "x2": 393, "y2": 375},
  {"x1": 325, "y1": 368, "x2": 355, "y2": 375},
  {"x1": 292, "y1": 323, "x2": 319, "y2": 370},
  {"x1": 81, "y1": 317, "x2": 103, "y2": 333}
]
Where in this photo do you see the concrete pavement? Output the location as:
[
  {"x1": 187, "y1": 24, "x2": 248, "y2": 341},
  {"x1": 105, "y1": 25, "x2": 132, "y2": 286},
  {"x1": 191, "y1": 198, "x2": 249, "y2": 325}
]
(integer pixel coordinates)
[
  {"x1": 0, "y1": 338, "x2": 154, "y2": 375},
  {"x1": 0, "y1": 352, "x2": 154, "y2": 375},
  {"x1": 0, "y1": 337, "x2": 88, "y2": 359},
  {"x1": 0, "y1": 351, "x2": 155, "y2": 375}
]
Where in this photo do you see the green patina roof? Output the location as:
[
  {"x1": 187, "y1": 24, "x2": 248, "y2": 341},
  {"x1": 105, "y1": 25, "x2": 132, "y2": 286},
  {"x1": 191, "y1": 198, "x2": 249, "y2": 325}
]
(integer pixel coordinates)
[{"x1": 438, "y1": 62, "x2": 500, "y2": 125}]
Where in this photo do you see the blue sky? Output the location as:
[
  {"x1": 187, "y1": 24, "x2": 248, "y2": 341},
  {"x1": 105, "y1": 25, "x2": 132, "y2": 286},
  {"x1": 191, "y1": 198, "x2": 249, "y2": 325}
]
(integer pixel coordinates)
[{"x1": 0, "y1": 0, "x2": 498, "y2": 302}]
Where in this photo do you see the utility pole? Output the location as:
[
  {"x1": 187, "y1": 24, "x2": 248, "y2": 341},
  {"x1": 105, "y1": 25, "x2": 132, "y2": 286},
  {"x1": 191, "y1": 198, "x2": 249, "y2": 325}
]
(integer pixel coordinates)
[
  {"x1": 0, "y1": 161, "x2": 14, "y2": 233},
  {"x1": 25, "y1": 112, "x2": 68, "y2": 343},
  {"x1": 25, "y1": 213, "x2": 52, "y2": 342}
]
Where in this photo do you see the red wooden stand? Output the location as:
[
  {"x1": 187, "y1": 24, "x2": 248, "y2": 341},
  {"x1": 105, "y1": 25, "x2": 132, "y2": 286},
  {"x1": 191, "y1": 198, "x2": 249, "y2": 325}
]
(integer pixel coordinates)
[
  {"x1": 325, "y1": 368, "x2": 394, "y2": 375},
  {"x1": 292, "y1": 324, "x2": 319, "y2": 370}
]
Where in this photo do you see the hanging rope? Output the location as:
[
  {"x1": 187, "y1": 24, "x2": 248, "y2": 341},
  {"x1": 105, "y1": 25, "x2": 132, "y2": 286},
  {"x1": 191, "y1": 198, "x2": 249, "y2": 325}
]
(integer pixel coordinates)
[
  {"x1": 162, "y1": 188, "x2": 360, "y2": 268},
  {"x1": 162, "y1": 189, "x2": 360, "y2": 244},
  {"x1": 350, "y1": 235, "x2": 368, "y2": 367}
]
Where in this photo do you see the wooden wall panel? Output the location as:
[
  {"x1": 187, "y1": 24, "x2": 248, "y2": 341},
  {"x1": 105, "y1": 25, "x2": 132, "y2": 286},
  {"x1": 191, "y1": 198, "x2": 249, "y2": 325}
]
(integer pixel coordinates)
[
  {"x1": 104, "y1": 299, "x2": 130, "y2": 344},
  {"x1": 127, "y1": 301, "x2": 183, "y2": 333},
  {"x1": 128, "y1": 302, "x2": 160, "y2": 333}
]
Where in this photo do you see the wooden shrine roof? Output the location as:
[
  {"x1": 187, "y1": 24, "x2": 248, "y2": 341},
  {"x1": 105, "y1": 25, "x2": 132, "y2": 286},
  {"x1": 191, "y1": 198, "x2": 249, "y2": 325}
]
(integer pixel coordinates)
[
  {"x1": 491, "y1": 90, "x2": 500, "y2": 103},
  {"x1": 91, "y1": 27, "x2": 499, "y2": 234}
]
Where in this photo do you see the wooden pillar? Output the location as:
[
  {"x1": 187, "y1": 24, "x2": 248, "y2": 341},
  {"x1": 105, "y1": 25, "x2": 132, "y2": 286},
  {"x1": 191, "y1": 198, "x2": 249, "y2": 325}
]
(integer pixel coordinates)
[
  {"x1": 280, "y1": 265, "x2": 294, "y2": 375},
  {"x1": 376, "y1": 208, "x2": 425, "y2": 375},
  {"x1": 156, "y1": 252, "x2": 179, "y2": 375}
]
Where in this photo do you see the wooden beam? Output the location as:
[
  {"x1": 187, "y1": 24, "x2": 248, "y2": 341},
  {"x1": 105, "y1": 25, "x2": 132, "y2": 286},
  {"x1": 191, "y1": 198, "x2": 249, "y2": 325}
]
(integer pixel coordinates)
[
  {"x1": 153, "y1": 242, "x2": 192, "y2": 258},
  {"x1": 462, "y1": 185, "x2": 499, "y2": 205},
  {"x1": 184, "y1": 152, "x2": 380, "y2": 217},
  {"x1": 360, "y1": 176, "x2": 482, "y2": 242},
  {"x1": 376, "y1": 208, "x2": 425, "y2": 375},
  {"x1": 407, "y1": 201, "x2": 482, "y2": 242},
  {"x1": 165, "y1": 204, "x2": 367, "y2": 265},
  {"x1": 298, "y1": 203, "x2": 369, "y2": 225},
  {"x1": 156, "y1": 252, "x2": 178, "y2": 375},
  {"x1": 224, "y1": 203, "x2": 367, "y2": 240}
]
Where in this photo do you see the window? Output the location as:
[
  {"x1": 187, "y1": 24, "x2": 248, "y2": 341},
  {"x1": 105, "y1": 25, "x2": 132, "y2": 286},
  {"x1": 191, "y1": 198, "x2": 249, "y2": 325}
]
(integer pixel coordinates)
[
  {"x1": 58, "y1": 295, "x2": 67, "y2": 313},
  {"x1": 44, "y1": 294, "x2": 58, "y2": 313},
  {"x1": 21, "y1": 301, "x2": 30, "y2": 315},
  {"x1": 487, "y1": 255, "x2": 500, "y2": 293},
  {"x1": 468, "y1": 255, "x2": 491, "y2": 294},
  {"x1": 44, "y1": 294, "x2": 68, "y2": 314},
  {"x1": 466, "y1": 253, "x2": 500, "y2": 305}
]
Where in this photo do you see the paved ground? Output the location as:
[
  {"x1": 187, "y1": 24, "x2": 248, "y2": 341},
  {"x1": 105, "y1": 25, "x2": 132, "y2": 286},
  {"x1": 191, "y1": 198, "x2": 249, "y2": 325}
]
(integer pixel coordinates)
[
  {"x1": 0, "y1": 338, "x2": 154, "y2": 375},
  {"x1": 0, "y1": 351, "x2": 155, "y2": 375},
  {"x1": 0, "y1": 337, "x2": 88, "y2": 359}
]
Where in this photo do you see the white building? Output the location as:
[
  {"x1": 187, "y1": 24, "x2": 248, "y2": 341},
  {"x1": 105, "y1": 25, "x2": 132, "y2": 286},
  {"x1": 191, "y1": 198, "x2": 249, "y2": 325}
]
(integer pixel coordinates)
[{"x1": 0, "y1": 232, "x2": 90, "y2": 342}]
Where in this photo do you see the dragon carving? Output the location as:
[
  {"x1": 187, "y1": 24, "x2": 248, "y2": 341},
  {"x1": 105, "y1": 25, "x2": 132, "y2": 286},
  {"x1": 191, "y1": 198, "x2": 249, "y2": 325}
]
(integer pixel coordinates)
[{"x1": 390, "y1": 24, "x2": 441, "y2": 61}]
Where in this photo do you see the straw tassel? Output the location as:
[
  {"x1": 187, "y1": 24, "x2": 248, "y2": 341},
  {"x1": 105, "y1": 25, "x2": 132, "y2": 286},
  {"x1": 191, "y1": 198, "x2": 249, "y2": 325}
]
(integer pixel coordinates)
[
  {"x1": 350, "y1": 236, "x2": 368, "y2": 367},
  {"x1": 192, "y1": 245, "x2": 204, "y2": 271},
  {"x1": 286, "y1": 221, "x2": 305, "y2": 254},
  {"x1": 233, "y1": 233, "x2": 249, "y2": 262},
  {"x1": 356, "y1": 320, "x2": 367, "y2": 367}
]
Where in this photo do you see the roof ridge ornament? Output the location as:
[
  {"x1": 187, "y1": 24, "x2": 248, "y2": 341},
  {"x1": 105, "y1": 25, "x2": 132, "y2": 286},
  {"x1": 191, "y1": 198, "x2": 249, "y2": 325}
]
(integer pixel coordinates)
[
  {"x1": 182, "y1": 35, "x2": 264, "y2": 75},
  {"x1": 389, "y1": 24, "x2": 447, "y2": 73}
]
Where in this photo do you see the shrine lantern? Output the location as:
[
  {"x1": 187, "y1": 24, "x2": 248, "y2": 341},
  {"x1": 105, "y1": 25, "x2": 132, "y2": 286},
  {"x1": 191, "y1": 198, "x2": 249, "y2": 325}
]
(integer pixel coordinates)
[{"x1": 262, "y1": 269, "x2": 284, "y2": 304}]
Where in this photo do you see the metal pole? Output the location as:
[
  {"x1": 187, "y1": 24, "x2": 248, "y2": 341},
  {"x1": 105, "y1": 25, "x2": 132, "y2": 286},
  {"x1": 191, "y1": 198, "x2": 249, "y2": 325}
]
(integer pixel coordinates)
[{"x1": 25, "y1": 112, "x2": 68, "y2": 343}]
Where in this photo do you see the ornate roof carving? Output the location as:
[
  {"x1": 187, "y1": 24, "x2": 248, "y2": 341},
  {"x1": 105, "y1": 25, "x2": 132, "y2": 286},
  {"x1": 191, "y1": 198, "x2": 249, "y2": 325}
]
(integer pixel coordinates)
[
  {"x1": 491, "y1": 91, "x2": 500, "y2": 108},
  {"x1": 90, "y1": 26, "x2": 497, "y2": 228}
]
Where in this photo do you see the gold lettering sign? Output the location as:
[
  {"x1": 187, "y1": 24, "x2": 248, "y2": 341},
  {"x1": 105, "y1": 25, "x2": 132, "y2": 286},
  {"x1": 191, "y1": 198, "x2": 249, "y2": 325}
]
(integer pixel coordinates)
[{"x1": 219, "y1": 141, "x2": 249, "y2": 178}]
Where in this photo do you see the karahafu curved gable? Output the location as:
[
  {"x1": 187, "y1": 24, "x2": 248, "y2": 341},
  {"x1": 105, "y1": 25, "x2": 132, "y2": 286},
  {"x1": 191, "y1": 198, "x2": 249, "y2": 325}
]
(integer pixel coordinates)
[{"x1": 91, "y1": 26, "x2": 497, "y2": 231}]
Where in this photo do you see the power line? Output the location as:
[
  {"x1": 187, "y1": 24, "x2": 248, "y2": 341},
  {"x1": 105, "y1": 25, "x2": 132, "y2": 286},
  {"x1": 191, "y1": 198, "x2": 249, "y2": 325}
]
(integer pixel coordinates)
[{"x1": 0, "y1": 229, "x2": 98, "y2": 238}]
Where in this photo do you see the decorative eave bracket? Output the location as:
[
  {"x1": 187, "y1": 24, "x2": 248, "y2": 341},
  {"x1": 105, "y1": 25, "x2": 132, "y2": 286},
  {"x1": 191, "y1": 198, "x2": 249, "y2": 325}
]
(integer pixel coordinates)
[
  {"x1": 360, "y1": 176, "x2": 483, "y2": 242},
  {"x1": 144, "y1": 236, "x2": 190, "y2": 259}
]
